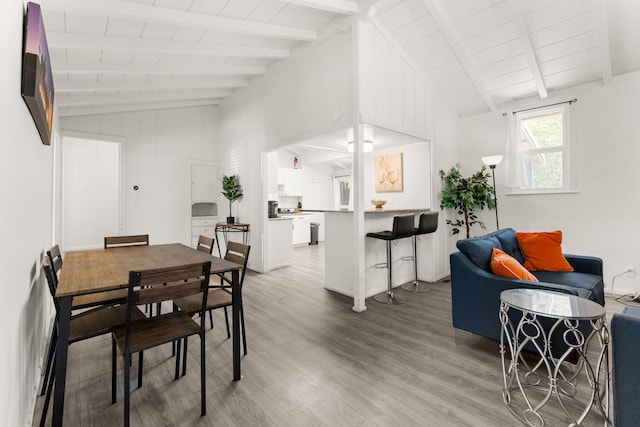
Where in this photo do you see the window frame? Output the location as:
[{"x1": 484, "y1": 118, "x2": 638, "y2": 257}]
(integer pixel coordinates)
[{"x1": 507, "y1": 104, "x2": 575, "y2": 194}]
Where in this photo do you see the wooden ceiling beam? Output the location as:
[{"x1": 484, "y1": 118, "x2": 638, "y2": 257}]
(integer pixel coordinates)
[
  {"x1": 421, "y1": 0, "x2": 497, "y2": 111},
  {"x1": 56, "y1": 90, "x2": 232, "y2": 106},
  {"x1": 593, "y1": 0, "x2": 613, "y2": 85},
  {"x1": 55, "y1": 79, "x2": 248, "y2": 92},
  {"x1": 47, "y1": 32, "x2": 290, "y2": 59},
  {"x1": 58, "y1": 99, "x2": 221, "y2": 117},
  {"x1": 280, "y1": 0, "x2": 358, "y2": 15},
  {"x1": 41, "y1": 0, "x2": 316, "y2": 41},
  {"x1": 505, "y1": 0, "x2": 547, "y2": 99},
  {"x1": 52, "y1": 61, "x2": 266, "y2": 76}
]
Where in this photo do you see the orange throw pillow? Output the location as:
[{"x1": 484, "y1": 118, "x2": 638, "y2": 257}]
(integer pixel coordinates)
[
  {"x1": 516, "y1": 231, "x2": 574, "y2": 272},
  {"x1": 490, "y1": 248, "x2": 538, "y2": 282}
]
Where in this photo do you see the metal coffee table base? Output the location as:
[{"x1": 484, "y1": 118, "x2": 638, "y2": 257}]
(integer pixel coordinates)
[{"x1": 499, "y1": 301, "x2": 610, "y2": 427}]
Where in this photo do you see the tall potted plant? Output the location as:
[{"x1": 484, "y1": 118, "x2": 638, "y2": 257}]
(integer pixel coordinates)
[
  {"x1": 439, "y1": 164, "x2": 495, "y2": 238},
  {"x1": 221, "y1": 174, "x2": 243, "y2": 224}
]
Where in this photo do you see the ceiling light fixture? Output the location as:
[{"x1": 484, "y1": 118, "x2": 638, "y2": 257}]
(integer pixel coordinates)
[{"x1": 347, "y1": 140, "x2": 373, "y2": 153}]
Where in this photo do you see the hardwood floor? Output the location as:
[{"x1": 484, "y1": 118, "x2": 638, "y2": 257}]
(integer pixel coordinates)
[{"x1": 35, "y1": 242, "x2": 625, "y2": 426}]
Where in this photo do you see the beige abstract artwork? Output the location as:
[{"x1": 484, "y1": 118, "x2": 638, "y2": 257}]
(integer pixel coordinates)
[{"x1": 375, "y1": 152, "x2": 403, "y2": 192}]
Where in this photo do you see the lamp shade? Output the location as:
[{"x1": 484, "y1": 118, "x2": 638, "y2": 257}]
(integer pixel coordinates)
[
  {"x1": 482, "y1": 155, "x2": 503, "y2": 167},
  {"x1": 347, "y1": 140, "x2": 373, "y2": 153}
]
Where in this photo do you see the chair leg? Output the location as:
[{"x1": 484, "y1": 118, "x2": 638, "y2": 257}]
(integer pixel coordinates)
[
  {"x1": 40, "y1": 327, "x2": 57, "y2": 396},
  {"x1": 239, "y1": 301, "x2": 247, "y2": 356},
  {"x1": 124, "y1": 351, "x2": 131, "y2": 427},
  {"x1": 182, "y1": 338, "x2": 188, "y2": 377},
  {"x1": 201, "y1": 333, "x2": 206, "y2": 416},
  {"x1": 40, "y1": 351, "x2": 56, "y2": 427},
  {"x1": 111, "y1": 339, "x2": 117, "y2": 404},
  {"x1": 137, "y1": 351, "x2": 143, "y2": 388},
  {"x1": 174, "y1": 339, "x2": 182, "y2": 380},
  {"x1": 223, "y1": 306, "x2": 230, "y2": 339},
  {"x1": 208, "y1": 309, "x2": 214, "y2": 330}
]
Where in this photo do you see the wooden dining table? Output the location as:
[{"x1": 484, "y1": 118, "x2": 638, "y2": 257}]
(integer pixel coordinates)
[{"x1": 52, "y1": 243, "x2": 243, "y2": 427}]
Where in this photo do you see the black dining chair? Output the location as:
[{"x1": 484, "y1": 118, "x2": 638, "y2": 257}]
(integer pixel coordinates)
[
  {"x1": 39, "y1": 257, "x2": 144, "y2": 427},
  {"x1": 40, "y1": 245, "x2": 129, "y2": 399},
  {"x1": 110, "y1": 261, "x2": 212, "y2": 427},
  {"x1": 173, "y1": 241, "x2": 250, "y2": 359}
]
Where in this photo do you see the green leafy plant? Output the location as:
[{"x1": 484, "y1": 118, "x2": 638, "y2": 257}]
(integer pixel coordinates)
[
  {"x1": 439, "y1": 164, "x2": 495, "y2": 238},
  {"x1": 221, "y1": 174, "x2": 243, "y2": 220}
]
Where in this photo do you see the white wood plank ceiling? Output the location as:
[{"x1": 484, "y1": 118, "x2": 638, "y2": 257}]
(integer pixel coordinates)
[{"x1": 41, "y1": 0, "x2": 640, "y2": 118}]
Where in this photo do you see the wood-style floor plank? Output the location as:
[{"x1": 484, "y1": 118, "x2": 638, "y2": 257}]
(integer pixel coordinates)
[{"x1": 34, "y1": 242, "x2": 626, "y2": 426}]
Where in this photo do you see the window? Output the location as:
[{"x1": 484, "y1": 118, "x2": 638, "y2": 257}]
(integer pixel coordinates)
[{"x1": 508, "y1": 104, "x2": 572, "y2": 191}]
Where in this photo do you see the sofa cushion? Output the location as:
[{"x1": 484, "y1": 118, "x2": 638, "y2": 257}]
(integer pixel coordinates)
[
  {"x1": 490, "y1": 248, "x2": 538, "y2": 281},
  {"x1": 456, "y1": 234, "x2": 502, "y2": 272},
  {"x1": 532, "y1": 271, "x2": 603, "y2": 305},
  {"x1": 493, "y1": 228, "x2": 525, "y2": 264},
  {"x1": 516, "y1": 230, "x2": 574, "y2": 272}
]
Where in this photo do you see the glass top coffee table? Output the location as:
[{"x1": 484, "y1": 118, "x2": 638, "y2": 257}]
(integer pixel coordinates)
[{"x1": 499, "y1": 289, "x2": 610, "y2": 427}]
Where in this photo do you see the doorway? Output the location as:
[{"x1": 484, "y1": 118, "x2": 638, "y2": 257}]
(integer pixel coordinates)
[{"x1": 61, "y1": 136, "x2": 124, "y2": 250}]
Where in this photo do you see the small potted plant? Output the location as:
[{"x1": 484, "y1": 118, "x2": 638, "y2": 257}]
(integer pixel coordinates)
[{"x1": 221, "y1": 174, "x2": 243, "y2": 224}]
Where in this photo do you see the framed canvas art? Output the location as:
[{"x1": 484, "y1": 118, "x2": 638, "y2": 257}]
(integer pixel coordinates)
[
  {"x1": 21, "y1": 2, "x2": 55, "y2": 145},
  {"x1": 375, "y1": 152, "x2": 403, "y2": 192}
]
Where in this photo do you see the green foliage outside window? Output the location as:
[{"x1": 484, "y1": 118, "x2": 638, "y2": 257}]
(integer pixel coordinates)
[{"x1": 521, "y1": 112, "x2": 564, "y2": 188}]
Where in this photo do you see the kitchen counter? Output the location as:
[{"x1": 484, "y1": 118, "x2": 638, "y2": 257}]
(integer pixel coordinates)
[
  {"x1": 324, "y1": 208, "x2": 432, "y2": 298},
  {"x1": 268, "y1": 216, "x2": 294, "y2": 221},
  {"x1": 303, "y1": 208, "x2": 430, "y2": 214}
]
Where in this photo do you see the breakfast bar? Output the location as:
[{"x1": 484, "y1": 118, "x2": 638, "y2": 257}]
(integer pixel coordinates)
[{"x1": 324, "y1": 208, "x2": 430, "y2": 298}]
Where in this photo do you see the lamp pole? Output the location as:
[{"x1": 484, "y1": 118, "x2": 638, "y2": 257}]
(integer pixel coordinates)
[
  {"x1": 489, "y1": 164, "x2": 499, "y2": 230},
  {"x1": 481, "y1": 155, "x2": 503, "y2": 231}
]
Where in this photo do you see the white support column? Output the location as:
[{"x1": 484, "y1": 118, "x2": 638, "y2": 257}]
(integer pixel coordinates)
[{"x1": 352, "y1": 19, "x2": 367, "y2": 312}]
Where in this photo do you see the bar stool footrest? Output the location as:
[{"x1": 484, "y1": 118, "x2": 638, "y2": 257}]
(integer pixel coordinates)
[
  {"x1": 373, "y1": 291, "x2": 407, "y2": 304},
  {"x1": 400, "y1": 280, "x2": 431, "y2": 293}
]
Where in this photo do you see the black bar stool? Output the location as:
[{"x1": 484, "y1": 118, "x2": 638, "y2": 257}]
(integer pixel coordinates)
[
  {"x1": 401, "y1": 212, "x2": 439, "y2": 293},
  {"x1": 366, "y1": 214, "x2": 416, "y2": 304}
]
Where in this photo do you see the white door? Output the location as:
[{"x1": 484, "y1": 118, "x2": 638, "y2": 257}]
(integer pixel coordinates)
[{"x1": 61, "y1": 136, "x2": 122, "y2": 250}]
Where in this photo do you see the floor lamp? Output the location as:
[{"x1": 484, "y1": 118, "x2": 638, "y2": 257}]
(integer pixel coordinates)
[{"x1": 482, "y1": 155, "x2": 503, "y2": 230}]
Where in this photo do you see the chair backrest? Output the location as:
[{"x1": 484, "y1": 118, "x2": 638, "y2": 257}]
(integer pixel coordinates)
[
  {"x1": 417, "y1": 212, "x2": 439, "y2": 235},
  {"x1": 196, "y1": 235, "x2": 215, "y2": 254},
  {"x1": 42, "y1": 257, "x2": 60, "y2": 313},
  {"x1": 391, "y1": 215, "x2": 416, "y2": 238},
  {"x1": 125, "y1": 262, "x2": 211, "y2": 346},
  {"x1": 47, "y1": 245, "x2": 63, "y2": 277},
  {"x1": 222, "y1": 242, "x2": 251, "y2": 288},
  {"x1": 104, "y1": 234, "x2": 149, "y2": 249}
]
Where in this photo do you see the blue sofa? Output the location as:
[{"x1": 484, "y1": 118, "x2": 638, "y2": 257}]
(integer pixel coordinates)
[
  {"x1": 611, "y1": 307, "x2": 640, "y2": 427},
  {"x1": 450, "y1": 228, "x2": 604, "y2": 346}
]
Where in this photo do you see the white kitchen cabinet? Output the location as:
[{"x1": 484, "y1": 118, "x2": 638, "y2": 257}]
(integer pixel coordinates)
[
  {"x1": 277, "y1": 168, "x2": 303, "y2": 197},
  {"x1": 267, "y1": 218, "x2": 293, "y2": 270},
  {"x1": 191, "y1": 217, "x2": 218, "y2": 248},
  {"x1": 292, "y1": 216, "x2": 311, "y2": 246}
]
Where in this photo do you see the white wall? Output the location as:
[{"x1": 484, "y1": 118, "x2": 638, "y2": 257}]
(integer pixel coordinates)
[
  {"x1": 302, "y1": 163, "x2": 334, "y2": 210},
  {"x1": 60, "y1": 106, "x2": 218, "y2": 246},
  {"x1": 454, "y1": 79, "x2": 640, "y2": 294},
  {"x1": 1, "y1": 1, "x2": 57, "y2": 425},
  {"x1": 358, "y1": 20, "x2": 430, "y2": 139}
]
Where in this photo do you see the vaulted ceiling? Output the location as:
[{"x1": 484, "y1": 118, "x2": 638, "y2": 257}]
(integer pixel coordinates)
[{"x1": 41, "y1": 0, "x2": 640, "y2": 118}]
